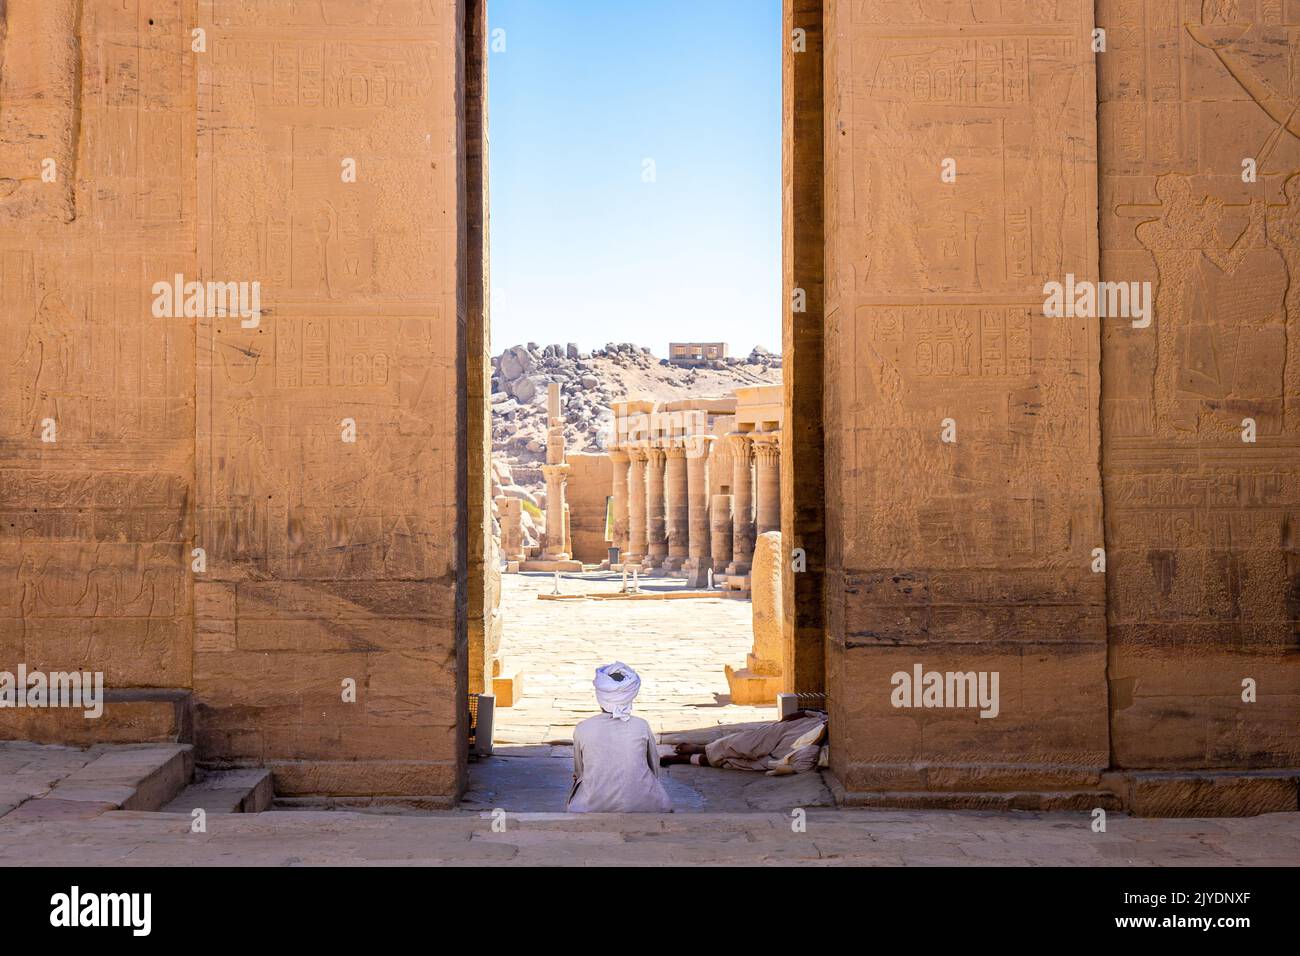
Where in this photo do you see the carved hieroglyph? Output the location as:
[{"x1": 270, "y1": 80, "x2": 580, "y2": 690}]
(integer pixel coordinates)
[
  {"x1": 1, "y1": 0, "x2": 473, "y2": 799},
  {"x1": 823, "y1": 0, "x2": 1109, "y2": 793},
  {"x1": 192, "y1": 0, "x2": 465, "y2": 797},
  {"x1": 1098, "y1": 0, "x2": 1300, "y2": 769},
  {"x1": 1, "y1": 1, "x2": 199, "y2": 696}
]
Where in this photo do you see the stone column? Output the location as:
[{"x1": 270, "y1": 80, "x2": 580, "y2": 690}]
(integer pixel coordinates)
[
  {"x1": 710, "y1": 493, "x2": 733, "y2": 574},
  {"x1": 726, "y1": 433, "x2": 755, "y2": 575},
  {"x1": 540, "y1": 463, "x2": 571, "y2": 560},
  {"x1": 684, "y1": 435, "x2": 714, "y2": 587},
  {"x1": 710, "y1": 436, "x2": 731, "y2": 497},
  {"x1": 661, "y1": 441, "x2": 688, "y2": 572},
  {"x1": 539, "y1": 381, "x2": 572, "y2": 561},
  {"x1": 625, "y1": 446, "x2": 647, "y2": 565},
  {"x1": 644, "y1": 445, "x2": 668, "y2": 570},
  {"x1": 753, "y1": 432, "x2": 781, "y2": 536},
  {"x1": 609, "y1": 448, "x2": 630, "y2": 558}
]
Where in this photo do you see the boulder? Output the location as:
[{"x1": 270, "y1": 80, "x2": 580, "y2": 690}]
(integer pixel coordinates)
[
  {"x1": 497, "y1": 345, "x2": 533, "y2": 382},
  {"x1": 511, "y1": 376, "x2": 537, "y2": 403}
]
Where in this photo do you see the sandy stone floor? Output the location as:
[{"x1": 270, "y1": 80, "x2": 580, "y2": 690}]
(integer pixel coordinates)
[
  {"x1": 2, "y1": 808, "x2": 1298, "y2": 866},
  {"x1": 493, "y1": 570, "x2": 774, "y2": 743},
  {"x1": 474, "y1": 571, "x2": 821, "y2": 811}
]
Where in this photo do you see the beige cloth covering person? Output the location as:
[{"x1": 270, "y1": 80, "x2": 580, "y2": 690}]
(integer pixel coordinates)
[
  {"x1": 567, "y1": 663, "x2": 672, "y2": 813},
  {"x1": 701, "y1": 713, "x2": 827, "y2": 775}
]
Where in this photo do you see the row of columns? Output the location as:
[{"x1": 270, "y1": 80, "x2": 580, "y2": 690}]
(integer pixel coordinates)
[{"x1": 609, "y1": 431, "x2": 781, "y2": 584}]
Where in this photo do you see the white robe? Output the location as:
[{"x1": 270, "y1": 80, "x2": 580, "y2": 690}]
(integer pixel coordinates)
[
  {"x1": 567, "y1": 714, "x2": 672, "y2": 813},
  {"x1": 704, "y1": 714, "x2": 827, "y2": 773}
]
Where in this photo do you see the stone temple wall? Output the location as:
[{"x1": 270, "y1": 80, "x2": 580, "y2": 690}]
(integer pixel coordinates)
[
  {"x1": 0, "y1": 0, "x2": 474, "y2": 802},
  {"x1": 823, "y1": 0, "x2": 1108, "y2": 794},
  {"x1": 566, "y1": 453, "x2": 613, "y2": 564},
  {"x1": 3, "y1": 0, "x2": 1298, "y2": 811},
  {"x1": 1096, "y1": 0, "x2": 1300, "y2": 771},
  {"x1": 821, "y1": 0, "x2": 1300, "y2": 804},
  {"x1": 1, "y1": 3, "x2": 200, "y2": 716}
]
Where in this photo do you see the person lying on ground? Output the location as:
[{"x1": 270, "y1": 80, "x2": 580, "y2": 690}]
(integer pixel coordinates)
[
  {"x1": 566, "y1": 661, "x2": 673, "y2": 813},
  {"x1": 658, "y1": 709, "x2": 827, "y2": 776}
]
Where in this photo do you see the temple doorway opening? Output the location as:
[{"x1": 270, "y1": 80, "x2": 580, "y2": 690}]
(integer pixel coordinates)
[{"x1": 466, "y1": 0, "x2": 822, "y2": 810}]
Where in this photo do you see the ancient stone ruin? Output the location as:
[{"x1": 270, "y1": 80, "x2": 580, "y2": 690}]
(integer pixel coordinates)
[{"x1": 0, "y1": 0, "x2": 1297, "y2": 817}]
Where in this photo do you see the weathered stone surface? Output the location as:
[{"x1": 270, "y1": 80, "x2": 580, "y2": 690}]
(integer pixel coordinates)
[
  {"x1": 0, "y1": 0, "x2": 474, "y2": 801},
  {"x1": 821, "y1": 0, "x2": 1109, "y2": 799},
  {"x1": 1114, "y1": 771, "x2": 1300, "y2": 819},
  {"x1": 750, "y1": 532, "x2": 783, "y2": 671},
  {"x1": 0, "y1": 689, "x2": 192, "y2": 746},
  {"x1": 1096, "y1": 1, "x2": 1300, "y2": 773},
  {"x1": 565, "y1": 452, "x2": 614, "y2": 563},
  {"x1": 5, "y1": 0, "x2": 1300, "y2": 817},
  {"x1": 161, "y1": 768, "x2": 274, "y2": 815}
]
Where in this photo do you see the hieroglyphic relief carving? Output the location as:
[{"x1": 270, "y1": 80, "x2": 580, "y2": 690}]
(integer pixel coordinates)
[
  {"x1": 824, "y1": 0, "x2": 1107, "y2": 787},
  {"x1": 1098, "y1": 1, "x2": 1300, "y2": 766},
  {"x1": 191, "y1": 2, "x2": 465, "y2": 792}
]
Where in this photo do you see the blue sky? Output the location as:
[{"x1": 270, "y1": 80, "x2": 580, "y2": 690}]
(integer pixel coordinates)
[{"x1": 487, "y1": 0, "x2": 781, "y2": 357}]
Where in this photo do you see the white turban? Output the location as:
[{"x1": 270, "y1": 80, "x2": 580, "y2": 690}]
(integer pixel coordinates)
[{"x1": 593, "y1": 662, "x2": 641, "y2": 721}]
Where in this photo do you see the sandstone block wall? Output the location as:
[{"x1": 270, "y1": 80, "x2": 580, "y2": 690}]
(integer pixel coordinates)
[
  {"x1": 1, "y1": 0, "x2": 476, "y2": 802},
  {"x1": 566, "y1": 452, "x2": 613, "y2": 564},
  {"x1": 2, "y1": 1, "x2": 199, "y2": 702},
  {"x1": 818, "y1": 0, "x2": 1300, "y2": 797},
  {"x1": 1096, "y1": 0, "x2": 1300, "y2": 770},
  {"x1": 823, "y1": 0, "x2": 1110, "y2": 793}
]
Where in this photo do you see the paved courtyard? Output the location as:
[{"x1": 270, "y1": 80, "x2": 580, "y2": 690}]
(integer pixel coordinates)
[
  {"x1": 492, "y1": 570, "x2": 774, "y2": 744},
  {"x1": 2, "y1": 806, "x2": 1297, "y2": 866},
  {"x1": 474, "y1": 571, "x2": 819, "y2": 811}
]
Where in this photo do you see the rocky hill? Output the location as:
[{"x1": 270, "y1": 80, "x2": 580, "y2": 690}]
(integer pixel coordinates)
[{"x1": 491, "y1": 342, "x2": 782, "y2": 499}]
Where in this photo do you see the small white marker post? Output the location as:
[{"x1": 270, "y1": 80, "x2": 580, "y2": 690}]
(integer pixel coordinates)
[
  {"x1": 620, "y1": 566, "x2": 628, "y2": 593},
  {"x1": 707, "y1": 568, "x2": 713, "y2": 589},
  {"x1": 552, "y1": 570, "x2": 560, "y2": 595},
  {"x1": 632, "y1": 567, "x2": 640, "y2": 594}
]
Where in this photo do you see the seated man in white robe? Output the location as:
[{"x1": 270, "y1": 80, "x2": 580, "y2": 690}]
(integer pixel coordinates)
[
  {"x1": 566, "y1": 662, "x2": 672, "y2": 813},
  {"x1": 658, "y1": 709, "x2": 827, "y2": 776}
]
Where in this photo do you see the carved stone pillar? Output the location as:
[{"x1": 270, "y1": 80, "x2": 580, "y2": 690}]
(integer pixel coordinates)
[
  {"x1": 710, "y1": 493, "x2": 733, "y2": 575},
  {"x1": 753, "y1": 432, "x2": 781, "y2": 536},
  {"x1": 644, "y1": 445, "x2": 668, "y2": 569},
  {"x1": 662, "y1": 441, "x2": 688, "y2": 572},
  {"x1": 609, "y1": 448, "x2": 630, "y2": 558},
  {"x1": 540, "y1": 463, "x2": 571, "y2": 560},
  {"x1": 726, "y1": 433, "x2": 755, "y2": 575},
  {"x1": 684, "y1": 435, "x2": 714, "y2": 587},
  {"x1": 625, "y1": 446, "x2": 647, "y2": 565}
]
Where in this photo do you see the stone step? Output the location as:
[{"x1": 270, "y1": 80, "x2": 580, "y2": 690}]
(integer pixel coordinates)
[
  {"x1": 1107, "y1": 770, "x2": 1300, "y2": 817},
  {"x1": 0, "y1": 688, "x2": 192, "y2": 746},
  {"x1": 3, "y1": 743, "x2": 194, "y2": 822},
  {"x1": 161, "y1": 768, "x2": 274, "y2": 815},
  {"x1": 839, "y1": 789, "x2": 1125, "y2": 813}
]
